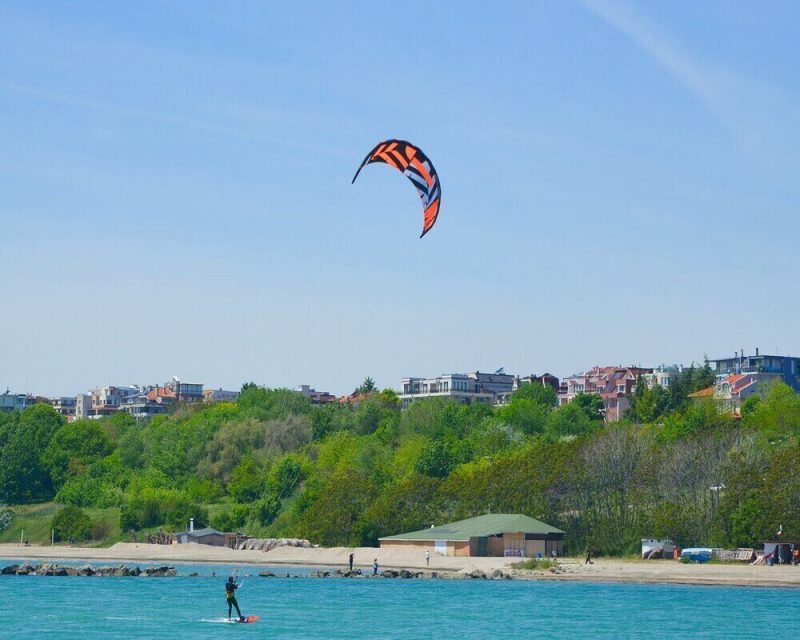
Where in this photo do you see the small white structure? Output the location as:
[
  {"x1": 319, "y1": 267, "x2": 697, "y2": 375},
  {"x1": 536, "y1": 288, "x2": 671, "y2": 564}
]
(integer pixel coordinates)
[{"x1": 641, "y1": 538, "x2": 676, "y2": 559}]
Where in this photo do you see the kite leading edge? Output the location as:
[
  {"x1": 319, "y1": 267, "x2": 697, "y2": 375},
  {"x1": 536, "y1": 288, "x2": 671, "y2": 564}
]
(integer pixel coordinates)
[{"x1": 352, "y1": 139, "x2": 441, "y2": 238}]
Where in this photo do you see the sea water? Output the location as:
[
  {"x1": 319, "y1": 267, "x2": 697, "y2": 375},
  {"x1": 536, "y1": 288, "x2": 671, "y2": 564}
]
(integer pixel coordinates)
[{"x1": 1, "y1": 560, "x2": 798, "y2": 639}]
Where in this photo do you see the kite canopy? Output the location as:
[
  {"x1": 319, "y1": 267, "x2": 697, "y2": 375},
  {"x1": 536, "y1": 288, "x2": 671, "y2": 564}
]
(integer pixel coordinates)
[{"x1": 352, "y1": 139, "x2": 441, "y2": 238}]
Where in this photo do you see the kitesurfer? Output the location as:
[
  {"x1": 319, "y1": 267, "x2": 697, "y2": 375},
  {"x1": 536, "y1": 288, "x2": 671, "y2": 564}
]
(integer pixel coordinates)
[{"x1": 225, "y1": 574, "x2": 244, "y2": 622}]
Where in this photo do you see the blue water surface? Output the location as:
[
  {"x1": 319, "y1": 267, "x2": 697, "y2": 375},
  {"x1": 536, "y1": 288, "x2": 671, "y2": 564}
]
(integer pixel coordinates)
[{"x1": 1, "y1": 560, "x2": 798, "y2": 639}]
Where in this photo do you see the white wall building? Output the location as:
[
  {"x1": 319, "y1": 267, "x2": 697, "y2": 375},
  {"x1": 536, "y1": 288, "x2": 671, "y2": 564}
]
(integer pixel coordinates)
[{"x1": 399, "y1": 371, "x2": 515, "y2": 408}]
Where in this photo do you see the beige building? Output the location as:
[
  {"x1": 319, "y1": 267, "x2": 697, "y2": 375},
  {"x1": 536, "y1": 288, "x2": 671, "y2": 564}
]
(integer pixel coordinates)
[{"x1": 379, "y1": 513, "x2": 565, "y2": 558}]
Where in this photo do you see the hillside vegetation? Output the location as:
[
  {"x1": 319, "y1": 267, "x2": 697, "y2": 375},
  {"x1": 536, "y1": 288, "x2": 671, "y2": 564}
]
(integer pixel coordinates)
[{"x1": 1, "y1": 370, "x2": 799, "y2": 556}]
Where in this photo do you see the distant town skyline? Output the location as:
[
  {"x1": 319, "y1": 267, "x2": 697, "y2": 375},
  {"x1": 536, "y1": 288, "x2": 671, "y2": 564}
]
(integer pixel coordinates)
[
  {"x1": 0, "y1": 347, "x2": 784, "y2": 399},
  {"x1": 2, "y1": 2, "x2": 799, "y2": 397}
]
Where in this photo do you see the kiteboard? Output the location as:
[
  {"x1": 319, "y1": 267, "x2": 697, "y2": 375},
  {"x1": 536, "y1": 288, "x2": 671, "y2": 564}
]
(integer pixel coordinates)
[{"x1": 237, "y1": 615, "x2": 260, "y2": 624}]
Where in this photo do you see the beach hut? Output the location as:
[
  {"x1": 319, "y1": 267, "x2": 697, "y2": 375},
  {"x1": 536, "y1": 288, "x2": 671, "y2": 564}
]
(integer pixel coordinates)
[
  {"x1": 379, "y1": 514, "x2": 564, "y2": 558},
  {"x1": 175, "y1": 527, "x2": 227, "y2": 546}
]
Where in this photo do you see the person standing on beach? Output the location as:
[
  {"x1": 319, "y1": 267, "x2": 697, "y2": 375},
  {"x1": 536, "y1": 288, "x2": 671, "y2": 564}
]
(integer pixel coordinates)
[
  {"x1": 225, "y1": 575, "x2": 244, "y2": 622},
  {"x1": 425, "y1": 550, "x2": 430, "y2": 566},
  {"x1": 349, "y1": 552, "x2": 354, "y2": 572},
  {"x1": 373, "y1": 559, "x2": 379, "y2": 576}
]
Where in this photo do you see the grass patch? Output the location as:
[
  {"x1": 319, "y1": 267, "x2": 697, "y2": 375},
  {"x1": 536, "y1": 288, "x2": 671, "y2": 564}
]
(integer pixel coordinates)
[
  {"x1": 0, "y1": 500, "x2": 268, "y2": 547},
  {"x1": 0, "y1": 503, "x2": 122, "y2": 547},
  {"x1": 511, "y1": 558, "x2": 557, "y2": 571}
]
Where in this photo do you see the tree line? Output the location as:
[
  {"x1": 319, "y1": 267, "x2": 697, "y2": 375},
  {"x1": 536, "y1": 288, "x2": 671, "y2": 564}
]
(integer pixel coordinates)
[{"x1": 0, "y1": 367, "x2": 798, "y2": 555}]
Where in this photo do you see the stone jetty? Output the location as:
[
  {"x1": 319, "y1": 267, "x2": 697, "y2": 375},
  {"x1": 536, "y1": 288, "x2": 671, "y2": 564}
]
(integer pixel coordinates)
[{"x1": 1, "y1": 563, "x2": 176, "y2": 577}]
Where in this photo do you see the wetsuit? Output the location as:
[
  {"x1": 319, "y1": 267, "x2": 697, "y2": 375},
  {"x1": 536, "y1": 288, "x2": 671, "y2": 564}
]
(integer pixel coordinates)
[{"x1": 225, "y1": 580, "x2": 242, "y2": 619}]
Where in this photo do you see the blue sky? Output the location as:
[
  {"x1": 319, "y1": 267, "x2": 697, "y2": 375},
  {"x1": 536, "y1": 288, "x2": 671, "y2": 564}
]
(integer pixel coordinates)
[{"x1": 2, "y1": 1, "x2": 799, "y2": 396}]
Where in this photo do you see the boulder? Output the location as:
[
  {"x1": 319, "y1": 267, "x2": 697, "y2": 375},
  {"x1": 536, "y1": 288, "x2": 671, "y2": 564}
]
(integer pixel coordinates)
[
  {"x1": 15, "y1": 563, "x2": 36, "y2": 576},
  {"x1": 490, "y1": 569, "x2": 506, "y2": 580},
  {"x1": 342, "y1": 569, "x2": 362, "y2": 578},
  {"x1": 1, "y1": 564, "x2": 19, "y2": 575},
  {"x1": 144, "y1": 566, "x2": 176, "y2": 577},
  {"x1": 467, "y1": 569, "x2": 486, "y2": 579},
  {"x1": 77, "y1": 565, "x2": 95, "y2": 576},
  {"x1": 380, "y1": 570, "x2": 398, "y2": 579},
  {"x1": 259, "y1": 571, "x2": 276, "y2": 578},
  {"x1": 309, "y1": 570, "x2": 330, "y2": 578}
]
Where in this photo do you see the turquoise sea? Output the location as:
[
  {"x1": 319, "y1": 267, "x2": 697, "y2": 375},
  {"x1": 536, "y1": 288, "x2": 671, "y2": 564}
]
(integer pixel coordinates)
[{"x1": 1, "y1": 560, "x2": 798, "y2": 639}]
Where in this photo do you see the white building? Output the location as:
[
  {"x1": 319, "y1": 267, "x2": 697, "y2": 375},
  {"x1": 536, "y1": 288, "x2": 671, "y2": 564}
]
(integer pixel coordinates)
[
  {"x1": 75, "y1": 394, "x2": 92, "y2": 419},
  {"x1": 0, "y1": 390, "x2": 29, "y2": 412},
  {"x1": 50, "y1": 396, "x2": 76, "y2": 417},
  {"x1": 399, "y1": 371, "x2": 515, "y2": 408},
  {"x1": 643, "y1": 365, "x2": 682, "y2": 389},
  {"x1": 88, "y1": 385, "x2": 141, "y2": 418}
]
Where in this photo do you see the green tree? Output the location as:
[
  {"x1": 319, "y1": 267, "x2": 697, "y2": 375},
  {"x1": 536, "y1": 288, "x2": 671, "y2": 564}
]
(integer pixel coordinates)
[
  {"x1": 509, "y1": 382, "x2": 557, "y2": 407},
  {"x1": 253, "y1": 495, "x2": 281, "y2": 526},
  {"x1": 497, "y1": 398, "x2": 550, "y2": 435},
  {"x1": 354, "y1": 377, "x2": 377, "y2": 395},
  {"x1": 414, "y1": 441, "x2": 455, "y2": 478},
  {"x1": 630, "y1": 380, "x2": 670, "y2": 423},
  {"x1": 267, "y1": 454, "x2": 305, "y2": 499},
  {"x1": 228, "y1": 455, "x2": 265, "y2": 503},
  {"x1": 0, "y1": 404, "x2": 64, "y2": 503},
  {"x1": 572, "y1": 393, "x2": 605, "y2": 421},
  {"x1": 52, "y1": 505, "x2": 92, "y2": 542},
  {"x1": 43, "y1": 419, "x2": 113, "y2": 490},
  {"x1": 744, "y1": 381, "x2": 800, "y2": 439},
  {"x1": 545, "y1": 401, "x2": 598, "y2": 439}
]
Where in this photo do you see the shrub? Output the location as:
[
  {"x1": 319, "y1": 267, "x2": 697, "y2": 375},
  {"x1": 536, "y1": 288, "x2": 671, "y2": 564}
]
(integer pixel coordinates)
[
  {"x1": 51, "y1": 505, "x2": 92, "y2": 542},
  {"x1": 210, "y1": 504, "x2": 250, "y2": 532},
  {"x1": 253, "y1": 494, "x2": 281, "y2": 526},
  {"x1": 119, "y1": 488, "x2": 207, "y2": 531},
  {"x1": 185, "y1": 477, "x2": 221, "y2": 503},
  {"x1": 0, "y1": 505, "x2": 12, "y2": 532},
  {"x1": 56, "y1": 475, "x2": 123, "y2": 508},
  {"x1": 91, "y1": 520, "x2": 111, "y2": 540},
  {"x1": 511, "y1": 558, "x2": 556, "y2": 571}
]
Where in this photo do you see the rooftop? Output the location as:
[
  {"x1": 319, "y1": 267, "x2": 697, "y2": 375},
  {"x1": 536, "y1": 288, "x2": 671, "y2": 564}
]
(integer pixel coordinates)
[
  {"x1": 178, "y1": 527, "x2": 223, "y2": 537},
  {"x1": 379, "y1": 513, "x2": 564, "y2": 541}
]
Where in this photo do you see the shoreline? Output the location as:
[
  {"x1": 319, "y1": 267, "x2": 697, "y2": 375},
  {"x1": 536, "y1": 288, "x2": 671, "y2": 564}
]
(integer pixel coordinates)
[{"x1": 2, "y1": 543, "x2": 799, "y2": 588}]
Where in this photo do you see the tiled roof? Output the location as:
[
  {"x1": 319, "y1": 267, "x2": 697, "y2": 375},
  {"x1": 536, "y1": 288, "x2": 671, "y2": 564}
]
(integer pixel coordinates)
[{"x1": 689, "y1": 386, "x2": 715, "y2": 398}]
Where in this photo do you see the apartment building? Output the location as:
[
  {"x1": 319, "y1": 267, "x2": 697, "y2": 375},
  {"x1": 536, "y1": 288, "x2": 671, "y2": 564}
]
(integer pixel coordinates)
[
  {"x1": 399, "y1": 371, "x2": 515, "y2": 408},
  {"x1": 558, "y1": 366, "x2": 651, "y2": 422}
]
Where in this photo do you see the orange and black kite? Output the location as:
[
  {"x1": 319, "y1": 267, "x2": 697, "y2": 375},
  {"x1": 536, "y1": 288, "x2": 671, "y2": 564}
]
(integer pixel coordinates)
[{"x1": 352, "y1": 139, "x2": 441, "y2": 238}]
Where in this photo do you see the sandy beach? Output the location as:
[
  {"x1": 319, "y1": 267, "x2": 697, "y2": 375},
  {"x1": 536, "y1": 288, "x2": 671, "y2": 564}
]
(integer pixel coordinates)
[{"x1": 2, "y1": 542, "x2": 799, "y2": 587}]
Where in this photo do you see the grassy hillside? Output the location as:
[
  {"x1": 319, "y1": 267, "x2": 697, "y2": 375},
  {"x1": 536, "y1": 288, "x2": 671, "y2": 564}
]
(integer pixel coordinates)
[
  {"x1": 0, "y1": 503, "x2": 121, "y2": 547},
  {"x1": 0, "y1": 501, "x2": 240, "y2": 547}
]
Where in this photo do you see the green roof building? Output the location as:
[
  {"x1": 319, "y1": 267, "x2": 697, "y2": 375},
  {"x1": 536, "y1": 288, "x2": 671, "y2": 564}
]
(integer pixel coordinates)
[{"x1": 379, "y1": 513, "x2": 565, "y2": 558}]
